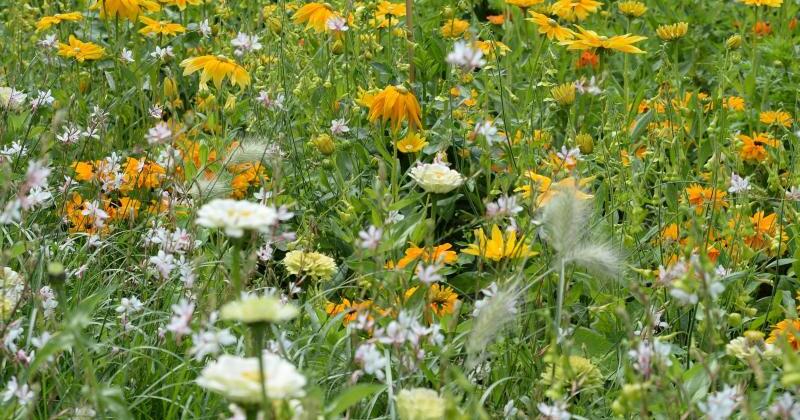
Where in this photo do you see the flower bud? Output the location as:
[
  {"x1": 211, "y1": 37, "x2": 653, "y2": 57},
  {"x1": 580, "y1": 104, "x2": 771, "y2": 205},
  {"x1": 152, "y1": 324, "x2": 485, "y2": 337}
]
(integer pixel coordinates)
[
  {"x1": 312, "y1": 134, "x2": 336, "y2": 155},
  {"x1": 726, "y1": 34, "x2": 742, "y2": 49}
]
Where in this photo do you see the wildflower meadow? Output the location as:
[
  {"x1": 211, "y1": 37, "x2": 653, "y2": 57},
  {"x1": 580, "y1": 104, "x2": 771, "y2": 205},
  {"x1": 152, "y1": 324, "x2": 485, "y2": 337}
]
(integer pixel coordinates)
[{"x1": 2, "y1": 0, "x2": 800, "y2": 418}]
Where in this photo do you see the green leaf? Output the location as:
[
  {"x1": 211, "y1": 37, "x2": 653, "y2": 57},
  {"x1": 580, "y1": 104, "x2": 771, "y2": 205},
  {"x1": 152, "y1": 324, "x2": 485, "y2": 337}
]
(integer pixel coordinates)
[{"x1": 325, "y1": 384, "x2": 385, "y2": 416}]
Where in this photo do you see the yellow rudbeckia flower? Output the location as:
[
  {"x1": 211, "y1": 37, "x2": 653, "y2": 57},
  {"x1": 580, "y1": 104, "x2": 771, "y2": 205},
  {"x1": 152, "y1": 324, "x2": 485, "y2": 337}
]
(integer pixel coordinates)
[
  {"x1": 138, "y1": 16, "x2": 186, "y2": 37},
  {"x1": 560, "y1": 26, "x2": 647, "y2": 54},
  {"x1": 368, "y1": 85, "x2": 422, "y2": 132},
  {"x1": 57, "y1": 36, "x2": 106, "y2": 62},
  {"x1": 180, "y1": 55, "x2": 251, "y2": 90},
  {"x1": 36, "y1": 12, "x2": 83, "y2": 32},
  {"x1": 462, "y1": 225, "x2": 537, "y2": 261}
]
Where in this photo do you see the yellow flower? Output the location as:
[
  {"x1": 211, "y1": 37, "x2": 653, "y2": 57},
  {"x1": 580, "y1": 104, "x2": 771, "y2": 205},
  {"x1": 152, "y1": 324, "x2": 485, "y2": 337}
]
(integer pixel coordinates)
[
  {"x1": 57, "y1": 36, "x2": 106, "y2": 62},
  {"x1": 368, "y1": 85, "x2": 422, "y2": 132},
  {"x1": 220, "y1": 294, "x2": 299, "y2": 324},
  {"x1": 36, "y1": 12, "x2": 83, "y2": 32},
  {"x1": 739, "y1": 0, "x2": 782, "y2": 7},
  {"x1": 551, "y1": 82, "x2": 576, "y2": 106},
  {"x1": 376, "y1": 1, "x2": 406, "y2": 18},
  {"x1": 617, "y1": 1, "x2": 647, "y2": 17},
  {"x1": 505, "y1": 0, "x2": 544, "y2": 8},
  {"x1": 515, "y1": 174, "x2": 593, "y2": 207},
  {"x1": 180, "y1": 55, "x2": 251, "y2": 89},
  {"x1": 461, "y1": 225, "x2": 536, "y2": 261},
  {"x1": 138, "y1": 16, "x2": 186, "y2": 36},
  {"x1": 527, "y1": 12, "x2": 574, "y2": 41},
  {"x1": 560, "y1": 26, "x2": 647, "y2": 54},
  {"x1": 396, "y1": 132, "x2": 428, "y2": 153},
  {"x1": 656, "y1": 22, "x2": 689, "y2": 41},
  {"x1": 396, "y1": 388, "x2": 446, "y2": 420},
  {"x1": 440, "y1": 19, "x2": 470, "y2": 38},
  {"x1": 760, "y1": 110, "x2": 793, "y2": 127},
  {"x1": 91, "y1": 0, "x2": 161, "y2": 21},
  {"x1": 474, "y1": 40, "x2": 511, "y2": 58},
  {"x1": 283, "y1": 250, "x2": 338, "y2": 281},
  {"x1": 294, "y1": 2, "x2": 338, "y2": 32},
  {"x1": 551, "y1": 0, "x2": 603, "y2": 21},
  {"x1": 160, "y1": 0, "x2": 203, "y2": 10}
]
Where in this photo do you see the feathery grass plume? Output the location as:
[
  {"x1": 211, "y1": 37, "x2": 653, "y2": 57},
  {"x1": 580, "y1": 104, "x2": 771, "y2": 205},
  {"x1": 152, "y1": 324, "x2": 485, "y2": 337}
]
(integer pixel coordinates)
[
  {"x1": 186, "y1": 172, "x2": 233, "y2": 200},
  {"x1": 226, "y1": 136, "x2": 283, "y2": 166},
  {"x1": 466, "y1": 281, "x2": 520, "y2": 370},
  {"x1": 540, "y1": 182, "x2": 622, "y2": 279}
]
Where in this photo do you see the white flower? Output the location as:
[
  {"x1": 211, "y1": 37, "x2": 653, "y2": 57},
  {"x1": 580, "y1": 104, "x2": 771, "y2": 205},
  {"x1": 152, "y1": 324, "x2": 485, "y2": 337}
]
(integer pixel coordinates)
[
  {"x1": 538, "y1": 400, "x2": 572, "y2": 420},
  {"x1": 116, "y1": 296, "x2": 144, "y2": 315},
  {"x1": 330, "y1": 118, "x2": 350, "y2": 135},
  {"x1": 698, "y1": 385, "x2": 740, "y2": 420},
  {"x1": 231, "y1": 32, "x2": 262, "y2": 56},
  {"x1": 574, "y1": 76, "x2": 602, "y2": 95},
  {"x1": 197, "y1": 354, "x2": 306, "y2": 403},
  {"x1": 120, "y1": 48, "x2": 135, "y2": 63},
  {"x1": 409, "y1": 163, "x2": 464, "y2": 194},
  {"x1": 197, "y1": 19, "x2": 212, "y2": 37},
  {"x1": 0, "y1": 87, "x2": 27, "y2": 110},
  {"x1": 416, "y1": 264, "x2": 442, "y2": 285},
  {"x1": 146, "y1": 121, "x2": 172, "y2": 145},
  {"x1": 326, "y1": 16, "x2": 349, "y2": 32},
  {"x1": 257, "y1": 91, "x2": 285, "y2": 110},
  {"x1": 167, "y1": 299, "x2": 195, "y2": 338},
  {"x1": 354, "y1": 343, "x2": 386, "y2": 380},
  {"x1": 385, "y1": 210, "x2": 405, "y2": 224},
  {"x1": 195, "y1": 199, "x2": 281, "y2": 238},
  {"x1": 150, "y1": 46, "x2": 174, "y2": 61},
  {"x1": 728, "y1": 173, "x2": 750, "y2": 194},
  {"x1": 39, "y1": 34, "x2": 58, "y2": 49},
  {"x1": 56, "y1": 124, "x2": 82, "y2": 144},
  {"x1": 358, "y1": 225, "x2": 382, "y2": 250},
  {"x1": 2, "y1": 377, "x2": 34, "y2": 406},
  {"x1": 30, "y1": 90, "x2": 54, "y2": 111},
  {"x1": 475, "y1": 120, "x2": 501, "y2": 144},
  {"x1": 149, "y1": 250, "x2": 175, "y2": 279},
  {"x1": 556, "y1": 146, "x2": 581, "y2": 167},
  {"x1": 486, "y1": 195, "x2": 523, "y2": 218},
  {"x1": 190, "y1": 327, "x2": 237, "y2": 361},
  {"x1": 766, "y1": 393, "x2": 800, "y2": 419},
  {"x1": 446, "y1": 40, "x2": 486, "y2": 71},
  {"x1": 787, "y1": 186, "x2": 800, "y2": 201}
]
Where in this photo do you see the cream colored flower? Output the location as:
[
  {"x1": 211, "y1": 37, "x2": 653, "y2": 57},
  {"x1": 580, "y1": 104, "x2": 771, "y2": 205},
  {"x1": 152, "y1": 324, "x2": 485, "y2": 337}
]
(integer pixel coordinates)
[
  {"x1": 726, "y1": 331, "x2": 780, "y2": 361},
  {"x1": 220, "y1": 293, "x2": 299, "y2": 324},
  {"x1": 283, "y1": 250, "x2": 337, "y2": 281},
  {"x1": 396, "y1": 388, "x2": 446, "y2": 420},
  {"x1": 195, "y1": 199, "x2": 279, "y2": 238},
  {"x1": 409, "y1": 163, "x2": 464, "y2": 194},
  {"x1": 1, "y1": 267, "x2": 24, "y2": 320},
  {"x1": 197, "y1": 354, "x2": 306, "y2": 403}
]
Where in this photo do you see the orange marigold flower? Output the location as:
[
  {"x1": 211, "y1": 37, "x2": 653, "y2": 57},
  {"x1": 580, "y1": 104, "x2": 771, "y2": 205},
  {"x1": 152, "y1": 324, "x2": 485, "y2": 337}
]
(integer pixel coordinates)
[
  {"x1": 760, "y1": 110, "x2": 793, "y2": 127},
  {"x1": 767, "y1": 319, "x2": 800, "y2": 350}
]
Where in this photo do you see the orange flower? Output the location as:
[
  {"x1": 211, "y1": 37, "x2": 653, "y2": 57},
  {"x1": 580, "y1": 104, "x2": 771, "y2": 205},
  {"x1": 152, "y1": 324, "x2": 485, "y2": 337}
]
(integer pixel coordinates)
[
  {"x1": 326, "y1": 299, "x2": 375, "y2": 324},
  {"x1": 367, "y1": 85, "x2": 422, "y2": 132},
  {"x1": 760, "y1": 110, "x2": 793, "y2": 127},
  {"x1": 405, "y1": 284, "x2": 459, "y2": 316},
  {"x1": 767, "y1": 319, "x2": 800, "y2": 350},
  {"x1": 753, "y1": 21, "x2": 772, "y2": 36},
  {"x1": 685, "y1": 184, "x2": 727, "y2": 212},
  {"x1": 738, "y1": 132, "x2": 777, "y2": 163},
  {"x1": 394, "y1": 243, "x2": 458, "y2": 269},
  {"x1": 486, "y1": 15, "x2": 506, "y2": 25},
  {"x1": 576, "y1": 51, "x2": 599, "y2": 68}
]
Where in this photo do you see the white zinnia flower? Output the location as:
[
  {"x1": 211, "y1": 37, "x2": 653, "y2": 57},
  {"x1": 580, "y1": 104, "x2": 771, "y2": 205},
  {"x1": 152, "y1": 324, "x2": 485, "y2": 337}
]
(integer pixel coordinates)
[
  {"x1": 195, "y1": 199, "x2": 280, "y2": 237},
  {"x1": 409, "y1": 163, "x2": 464, "y2": 194},
  {"x1": 197, "y1": 354, "x2": 306, "y2": 403}
]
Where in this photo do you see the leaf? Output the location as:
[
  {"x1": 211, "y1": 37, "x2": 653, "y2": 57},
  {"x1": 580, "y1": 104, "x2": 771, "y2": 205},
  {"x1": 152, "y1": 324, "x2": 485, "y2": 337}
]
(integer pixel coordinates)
[
  {"x1": 629, "y1": 110, "x2": 654, "y2": 143},
  {"x1": 325, "y1": 384, "x2": 385, "y2": 416}
]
